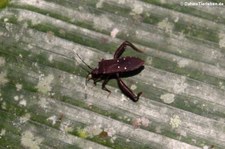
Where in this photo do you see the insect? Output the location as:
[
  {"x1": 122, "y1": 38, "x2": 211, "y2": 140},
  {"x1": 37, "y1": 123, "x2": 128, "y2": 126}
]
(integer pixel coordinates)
[{"x1": 78, "y1": 41, "x2": 144, "y2": 102}]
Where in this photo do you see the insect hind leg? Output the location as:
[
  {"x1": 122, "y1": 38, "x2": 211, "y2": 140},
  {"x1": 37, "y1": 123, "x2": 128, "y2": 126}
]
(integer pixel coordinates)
[
  {"x1": 116, "y1": 74, "x2": 142, "y2": 102},
  {"x1": 114, "y1": 41, "x2": 142, "y2": 59}
]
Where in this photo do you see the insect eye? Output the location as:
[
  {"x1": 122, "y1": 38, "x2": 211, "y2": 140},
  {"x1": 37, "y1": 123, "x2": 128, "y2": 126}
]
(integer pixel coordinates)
[{"x1": 87, "y1": 74, "x2": 92, "y2": 79}]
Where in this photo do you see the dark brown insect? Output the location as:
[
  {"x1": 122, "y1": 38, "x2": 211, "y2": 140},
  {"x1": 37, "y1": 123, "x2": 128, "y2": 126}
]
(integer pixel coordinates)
[{"x1": 78, "y1": 41, "x2": 144, "y2": 102}]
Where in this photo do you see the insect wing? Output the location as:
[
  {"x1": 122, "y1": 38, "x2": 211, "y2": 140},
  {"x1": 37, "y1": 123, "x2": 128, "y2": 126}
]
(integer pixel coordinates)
[
  {"x1": 116, "y1": 57, "x2": 144, "y2": 72},
  {"x1": 99, "y1": 57, "x2": 144, "y2": 74}
]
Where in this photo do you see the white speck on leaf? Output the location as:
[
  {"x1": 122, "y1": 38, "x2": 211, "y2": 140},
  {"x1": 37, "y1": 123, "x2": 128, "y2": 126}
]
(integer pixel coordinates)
[
  {"x1": 140, "y1": 117, "x2": 150, "y2": 127},
  {"x1": 170, "y1": 115, "x2": 181, "y2": 129},
  {"x1": 60, "y1": 121, "x2": 73, "y2": 133},
  {"x1": 104, "y1": 127, "x2": 116, "y2": 137},
  {"x1": 219, "y1": 32, "x2": 225, "y2": 48},
  {"x1": 47, "y1": 115, "x2": 57, "y2": 125},
  {"x1": 130, "y1": 3, "x2": 143, "y2": 15},
  {"x1": 4, "y1": 18, "x2": 8, "y2": 22},
  {"x1": 19, "y1": 54, "x2": 23, "y2": 58},
  {"x1": 157, "y1": 18, "x2": 174, "y2": 34},
  {"x1": 110, "y1": 136, "x2": 117, "y2": 143},
  {"x1": 19, "y1": 99, "x2": 27, "y2": 107},
  {"x1": 203, "y1": 145, "x2": 209, "y2": 149},
  {"x1": 21, "y1": 131, "x2": 43, "y2": 149},
  {"x1": 146, "y1": 56, "x2": 152, "y2": 65},
  {"x1": 118, "y1": 0, "x2": 125, "y2": 4},
  {"x1": 0, "y1": 57, "x2": 5, "y2": 67},
  {"x1": 160, "y1": 93, "x2": 175, "y2": 104},
  {"x1": 84, "y1": 125, "x2": 103, "y2": 137},
  {"x1": 132, "y1": 117, "x2": 150, "y2": 128},
  {"x1": 20, "y1": 113, "x2": 31, "y2": 123},
  {"x1": 38, "y1": 97, "x2": 48, "y2": 109},
  {"x1": 0, "y1": 71, "x2": 9, "y2": 85},
  {"x1": 0, "y1": 129, "x2": 6, "y2": 138},
  {"x1": 173, "y1": 76, "x2": 187, "y2": 94},
  {"x1": 48, "y1": 54, "x2": 53, "y2": 62},
  {"x1": 180, "y1": 130, "x2": 187, "y2": 137},
  {"x1": 121, "y1": 94, "x2": 127, "y2": 102},
  {"x1": 130, "y1": 84, "x2": 137, "y2": 90},
  {"x1": 93, "y1": 16, "x2": 113, "y2": 30},
  {"x1": 111, "y1": 28, "x2": 119, "y2": 38},
  {"x1": 174, "y1": 16, "x2": 179, "y2": 22},
  {"x1": 16, "y1": 83, "x2": 23, "y2": 91},
  {"x1": 36, "y1": 74, "x2": 54, "y2": 94},
  {"x1": 177, "y1": 59, "x2": 189, "y2": 68},
  {"x1": 1, "y1": 102, "x2": 6, "y2": 110},
  {"x1": 5, "y1": 22, "x2": 13, "y2": 32},
  {"x1": 96, "y1": 0, "x2": 104, "y2": 8}
]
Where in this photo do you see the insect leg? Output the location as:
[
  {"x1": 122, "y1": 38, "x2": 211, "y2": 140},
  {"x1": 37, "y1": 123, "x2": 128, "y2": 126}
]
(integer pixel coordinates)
[
  {"x1": 102, "y1": 77, "x2": 111, "y2": 97},
  {"x1": 93, "y1": 78, "x2": 102, "y2": 86},
  {"x1": 116, "y1": 74, "x2": 142, "y2": 102},
  {"x1": 114, "y1": 41, "x2": 142, "y2": 58},
  {"x1": 85, "y1": 73, "x2": 92, "y2": 85}
]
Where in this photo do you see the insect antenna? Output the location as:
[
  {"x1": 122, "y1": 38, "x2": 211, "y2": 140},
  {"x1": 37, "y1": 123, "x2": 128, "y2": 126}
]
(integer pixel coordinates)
[
  {"x1": 72, "y1": 50, "x2": 94, "y2": 85},
  {"x1": 76, "y1": 53, "x2": 94, "y2": 70},
  {"x1": 79, "y1": 63, "x2": 91, "y2": 74}
]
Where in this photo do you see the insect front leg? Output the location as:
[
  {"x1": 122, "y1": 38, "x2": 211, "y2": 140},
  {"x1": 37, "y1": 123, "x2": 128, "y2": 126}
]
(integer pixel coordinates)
[
  {"x1": 93, "y1": 78, "x2": 102, "y2": 86},
  {"x1": 102, "y1": 76, "x2": 111, "y2": 97},
  {"x1": 114, "y1": 41, "x2": 142, "y2": 58},
  {"x1": 116, "y1": 74, "x2": 142, "y2": 102},
  {"x1": 85, "y1": 73, "x2": 92, "y2": 85}
]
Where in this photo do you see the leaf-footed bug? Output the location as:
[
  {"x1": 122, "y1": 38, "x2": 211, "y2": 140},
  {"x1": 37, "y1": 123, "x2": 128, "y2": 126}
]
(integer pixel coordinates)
[{"x1": 77, "y1": 41, "x2": 144, "y2": 102}]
